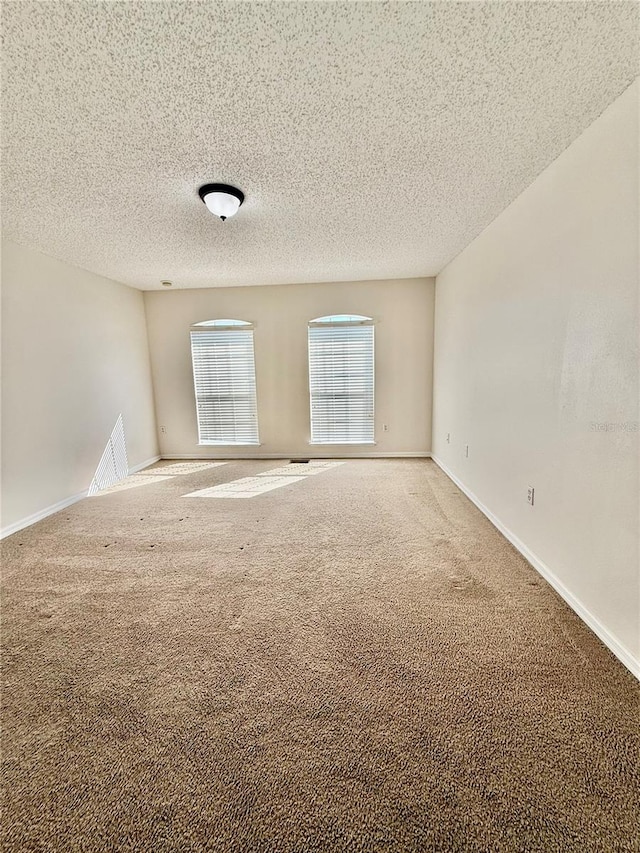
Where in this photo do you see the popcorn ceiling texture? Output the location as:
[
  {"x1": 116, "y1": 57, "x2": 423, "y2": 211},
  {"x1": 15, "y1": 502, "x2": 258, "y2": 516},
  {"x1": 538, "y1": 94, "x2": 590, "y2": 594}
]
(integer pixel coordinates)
[{"x1": 1, "y1": 1, "x2": 638, "y2": 290}]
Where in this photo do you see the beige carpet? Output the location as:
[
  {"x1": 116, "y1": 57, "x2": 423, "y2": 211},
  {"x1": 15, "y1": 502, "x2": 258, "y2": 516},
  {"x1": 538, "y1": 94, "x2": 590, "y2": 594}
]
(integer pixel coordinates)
[{"x1": 1, "y1": 459, "x2": 638, "y2": 852}]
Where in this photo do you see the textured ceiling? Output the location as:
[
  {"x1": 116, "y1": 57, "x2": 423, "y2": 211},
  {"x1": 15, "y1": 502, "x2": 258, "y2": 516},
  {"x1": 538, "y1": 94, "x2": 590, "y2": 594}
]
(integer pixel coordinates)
[{"x1": 2, "y1": 2, "x2": 638, "y2": 290}]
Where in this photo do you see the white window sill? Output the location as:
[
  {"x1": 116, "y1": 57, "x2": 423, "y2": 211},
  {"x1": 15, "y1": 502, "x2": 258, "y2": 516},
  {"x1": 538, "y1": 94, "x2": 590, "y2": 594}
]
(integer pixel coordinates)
[
  {"x1": 198, "y1": 441, "x2": 261, "y2": 447},
  {"x1": 308, "y1": 441, "x2": 377, "y2": 446}
]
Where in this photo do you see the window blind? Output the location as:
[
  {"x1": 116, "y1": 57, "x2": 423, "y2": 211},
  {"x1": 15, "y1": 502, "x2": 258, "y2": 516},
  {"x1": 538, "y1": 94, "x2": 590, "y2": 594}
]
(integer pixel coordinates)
[
  {"x1": 308, "y1": 322, "x2": 374, "y2": 444},
  {"x1": 190, "y1": 328, "x2": 259, "y2": 445}
]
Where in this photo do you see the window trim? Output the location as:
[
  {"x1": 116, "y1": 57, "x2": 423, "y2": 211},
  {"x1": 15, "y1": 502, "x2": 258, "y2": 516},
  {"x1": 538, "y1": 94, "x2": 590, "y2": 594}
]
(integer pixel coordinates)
[
  {"x1": 307, "y1": 314, "x2": 376, "y2": 446},
  {"x1": 190, "y1": 319, "x2": 260, "y2": 446}
]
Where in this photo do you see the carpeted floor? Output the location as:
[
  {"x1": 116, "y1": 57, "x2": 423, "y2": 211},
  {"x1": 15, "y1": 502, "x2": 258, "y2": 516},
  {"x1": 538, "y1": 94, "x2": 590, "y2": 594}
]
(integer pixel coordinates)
[{"x1": 1, "y1": 459, "x2": 638, "y2": 852}]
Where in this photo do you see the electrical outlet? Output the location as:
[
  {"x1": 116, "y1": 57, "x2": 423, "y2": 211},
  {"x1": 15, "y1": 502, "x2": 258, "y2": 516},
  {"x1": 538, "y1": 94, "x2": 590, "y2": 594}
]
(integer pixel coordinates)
[
  {"x1": 527, "y1": 486, "x2": 535, "y2": 506},
  {"x1": 465, "y1": 445, "x2": 469, "y2": 458},
  {"x1": 160, "y1": 426, "x2": 167, "y2": 434},
  {"x1": 383, "y1": 424, "x2": 389, "y2": 432}
]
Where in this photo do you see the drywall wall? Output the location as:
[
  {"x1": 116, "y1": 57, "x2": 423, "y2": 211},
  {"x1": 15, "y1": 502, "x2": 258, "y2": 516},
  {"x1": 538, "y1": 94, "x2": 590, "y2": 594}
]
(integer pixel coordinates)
[
  {"x1": 144, "y1": 277, "x2": 434, "y2": 458},
  {"x1": 1, "y1": 239, "x2": 158, "y2": 534},
  {"x1": 432, "y1": 81, "x2": 639, "y2": 672}
]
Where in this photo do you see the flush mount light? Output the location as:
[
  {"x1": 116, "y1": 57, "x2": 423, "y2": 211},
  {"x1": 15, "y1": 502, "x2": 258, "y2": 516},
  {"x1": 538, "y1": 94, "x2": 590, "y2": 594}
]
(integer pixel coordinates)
[
  {"x1": 198, "y1": 183, "x2": 245, "y2": 221},
  {"x1": 161, "y1": 279, "x2": 173, "y2": 287}
]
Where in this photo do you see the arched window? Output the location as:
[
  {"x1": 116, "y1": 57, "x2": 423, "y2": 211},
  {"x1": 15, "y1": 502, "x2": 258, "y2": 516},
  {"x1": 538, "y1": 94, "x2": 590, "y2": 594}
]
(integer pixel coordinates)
[
  {"x1": 190, "y1": 319, "x2": 259, "y2": 445},
  {"x1": 192, "y1": 319, "x2": 252, "y2": 328},
  {"x1": 308, "y1": 314, "x2": 375, "y2": 445}
]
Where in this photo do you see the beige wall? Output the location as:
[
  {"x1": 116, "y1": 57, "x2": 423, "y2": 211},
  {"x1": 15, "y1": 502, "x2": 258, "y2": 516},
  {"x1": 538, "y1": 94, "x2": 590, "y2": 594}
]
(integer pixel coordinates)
[
  {"x1": 144, "y1": 277, "x2": 434, "y2": 458},
  {"x1": 1, "y1": 239, "x2": 158, "y2": 533},
  {"x1": 432, "y1": 81, "x2": 639, "y2": 669}
]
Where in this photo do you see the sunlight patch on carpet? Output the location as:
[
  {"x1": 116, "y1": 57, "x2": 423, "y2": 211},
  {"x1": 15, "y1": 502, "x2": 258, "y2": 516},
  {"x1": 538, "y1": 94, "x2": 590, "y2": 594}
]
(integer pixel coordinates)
[
  {"x1": 258, "y1": 461, "x2": 346, "y2": 477},
  {"x1": 90, "y1": 475, "x2": 174, "y2": 495},
  {"x1": 88, "y1": 414, "x2": 129, "y2": 495},
  {"x1": 140, "y1": 462, "x2": 227, "y2": 476},
  {"x1": 183, "y1": 475, "x2": 307, "y2": 499}
]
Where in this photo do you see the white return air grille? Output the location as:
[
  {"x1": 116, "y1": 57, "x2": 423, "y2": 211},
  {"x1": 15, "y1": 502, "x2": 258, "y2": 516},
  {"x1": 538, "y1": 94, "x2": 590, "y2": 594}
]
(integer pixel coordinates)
[
  {"x1": 190, "y1": 326, "x2": 259, "y2": 446},
  {"x1": 88, "y1": 414, "x2": 129, "y2": 495},
  {"x1": 308, "y1": 319, "x2": 374, "y2": 445}
]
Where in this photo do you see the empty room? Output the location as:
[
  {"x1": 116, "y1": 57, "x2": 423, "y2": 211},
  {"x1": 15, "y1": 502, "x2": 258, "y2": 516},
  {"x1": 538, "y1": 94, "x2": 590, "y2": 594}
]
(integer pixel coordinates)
[{"x1": 1, "y1": 1, "x2": 638, "y2": 851}]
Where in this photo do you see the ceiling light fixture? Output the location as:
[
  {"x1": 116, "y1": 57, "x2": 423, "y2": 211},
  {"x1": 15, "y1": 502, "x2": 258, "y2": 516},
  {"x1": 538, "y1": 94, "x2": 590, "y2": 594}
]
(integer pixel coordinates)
[
  {"x1": 161, "y1": 279, "x2": 173, "y2": 287},
  {"x1": 198, "y1": 183, "x2": 245, "y2": 221}
]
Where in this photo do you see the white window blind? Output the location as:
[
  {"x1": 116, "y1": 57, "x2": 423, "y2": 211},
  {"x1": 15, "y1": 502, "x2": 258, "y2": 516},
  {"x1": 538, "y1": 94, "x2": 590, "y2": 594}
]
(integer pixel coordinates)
[
  {"x1": 190, "y1": 322, "x2": 259, "y2": 445},
  {"x1": 308, "y1": 316, "x2": 375, "y2": 444}
]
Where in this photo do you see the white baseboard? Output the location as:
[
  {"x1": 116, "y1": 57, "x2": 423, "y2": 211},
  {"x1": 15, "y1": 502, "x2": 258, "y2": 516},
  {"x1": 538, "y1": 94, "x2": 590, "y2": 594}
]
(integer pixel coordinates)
[
  {"x1": 432, "y1": 455, "x2": 639, "y2": 681},
  {"x1": 128, "y1": 455, "x2": 161, "y2": 473},
  {"x1": 0, "y1": 455, "x2": 162, "y2": 540},
  {"x1": 1, "y1": 489, "x2": 89, "y2": 540},
  {"x1": 160, "y1": 452, "x2": 432, "y2": 460}
]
